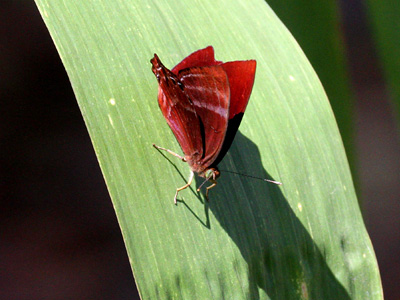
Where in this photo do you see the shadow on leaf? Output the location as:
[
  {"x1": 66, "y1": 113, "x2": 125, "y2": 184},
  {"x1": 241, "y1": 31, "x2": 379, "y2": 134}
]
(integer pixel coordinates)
[{"x1": 206, "y1": 131, "x2": 351, "y2": 299}]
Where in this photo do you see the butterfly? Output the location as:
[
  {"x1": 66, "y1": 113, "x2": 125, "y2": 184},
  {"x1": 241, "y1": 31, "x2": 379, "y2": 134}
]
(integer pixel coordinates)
[{"x1": 151, "y1": 46, "x2": 260, "y2": 204}]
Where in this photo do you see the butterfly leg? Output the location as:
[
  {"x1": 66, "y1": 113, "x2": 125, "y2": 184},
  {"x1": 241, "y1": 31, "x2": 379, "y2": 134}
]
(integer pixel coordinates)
[
  {"x1": 174, "y1": 170, "x2": 194, "y2": 205},
  {"x1": 205, "y1": 168, "x2": 218, "y2": 201},
  {"x1": 205, "y1": 180, "x2": 217, "y2": 202},
  {"x1": 153, "y1": 144, "x2": 186, "y2": 162}
]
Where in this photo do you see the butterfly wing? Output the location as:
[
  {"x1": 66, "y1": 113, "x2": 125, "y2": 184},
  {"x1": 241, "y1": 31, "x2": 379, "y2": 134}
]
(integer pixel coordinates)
[
  {"x1": 211, "y1": 60, "x2": 257, "y2": 167},
  {"x1": 172, "y1": 46, "x2": 221, "y2": 74},
  {"x1": 222, "y1": 60, "x2": 256, "y2": 119},
  {"x1": 178, "y1": 65, "x2": 230, "y2": 171},
  {"x1": 151, "y1": 55, "x2": 204, "y2": 164},
  {"x1": 152, "y1": 50, "x2": 256, "y2": 173}
]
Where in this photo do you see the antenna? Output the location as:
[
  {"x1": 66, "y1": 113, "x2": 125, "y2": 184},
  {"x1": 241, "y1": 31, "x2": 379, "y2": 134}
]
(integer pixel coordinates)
[{"x1": 220, "y1": 170, "x2": 282, "y2": 185}]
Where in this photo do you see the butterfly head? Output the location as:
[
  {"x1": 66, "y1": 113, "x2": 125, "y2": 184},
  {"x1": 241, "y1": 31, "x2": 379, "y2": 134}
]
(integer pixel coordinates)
[
  {"x1": 196, "y1": 167, "x2": 221, "y2": 195},
  {"x1": 203, "y1": 167, "x2": 221, "y2": 181}
]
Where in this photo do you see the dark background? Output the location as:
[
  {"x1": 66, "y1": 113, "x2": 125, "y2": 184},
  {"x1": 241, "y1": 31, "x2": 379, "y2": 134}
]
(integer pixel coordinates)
[{"x1": 2, "y1": 1, "x2": 399, "y2": 299}]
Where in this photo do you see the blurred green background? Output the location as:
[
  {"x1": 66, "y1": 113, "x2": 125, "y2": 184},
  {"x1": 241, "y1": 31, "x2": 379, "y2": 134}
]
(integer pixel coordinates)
[{"x1": 2, "y1": 0, "x2": 399, "y2": 299}]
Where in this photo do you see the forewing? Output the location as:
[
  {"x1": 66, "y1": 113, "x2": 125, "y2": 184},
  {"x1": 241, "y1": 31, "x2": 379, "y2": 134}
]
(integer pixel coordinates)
[
  {"x1": 178, "y1": 66, "x2": 230, "y2": 168},
  {"x1": 151, "y1": 55, "x2": 203, "y2": 163}
]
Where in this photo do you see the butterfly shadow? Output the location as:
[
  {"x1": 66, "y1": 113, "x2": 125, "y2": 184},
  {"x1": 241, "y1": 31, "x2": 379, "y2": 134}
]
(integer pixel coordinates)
[{"x1": 205, "y1": 131, "x2": 351, "y2": 299}]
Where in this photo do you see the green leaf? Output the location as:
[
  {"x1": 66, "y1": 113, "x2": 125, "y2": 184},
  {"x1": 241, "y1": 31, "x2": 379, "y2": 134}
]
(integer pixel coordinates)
[
  {"x1": 366, "y1": 0, "x2": 400, "y2": 124},
  {"x1": 35, "y1": 0, "x2": 383, "y2": 299}
]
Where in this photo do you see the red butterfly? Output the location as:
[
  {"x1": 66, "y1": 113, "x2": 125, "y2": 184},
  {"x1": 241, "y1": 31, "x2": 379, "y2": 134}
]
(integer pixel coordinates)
[{"x1": 151, "y1": 46, "x2": 270, "y2": 204}]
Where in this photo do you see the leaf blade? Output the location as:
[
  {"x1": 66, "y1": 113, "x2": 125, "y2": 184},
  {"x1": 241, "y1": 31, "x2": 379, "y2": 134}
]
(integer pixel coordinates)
[{"x1": 35, "y1": 0, "x2": 383, "y2": 299}]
